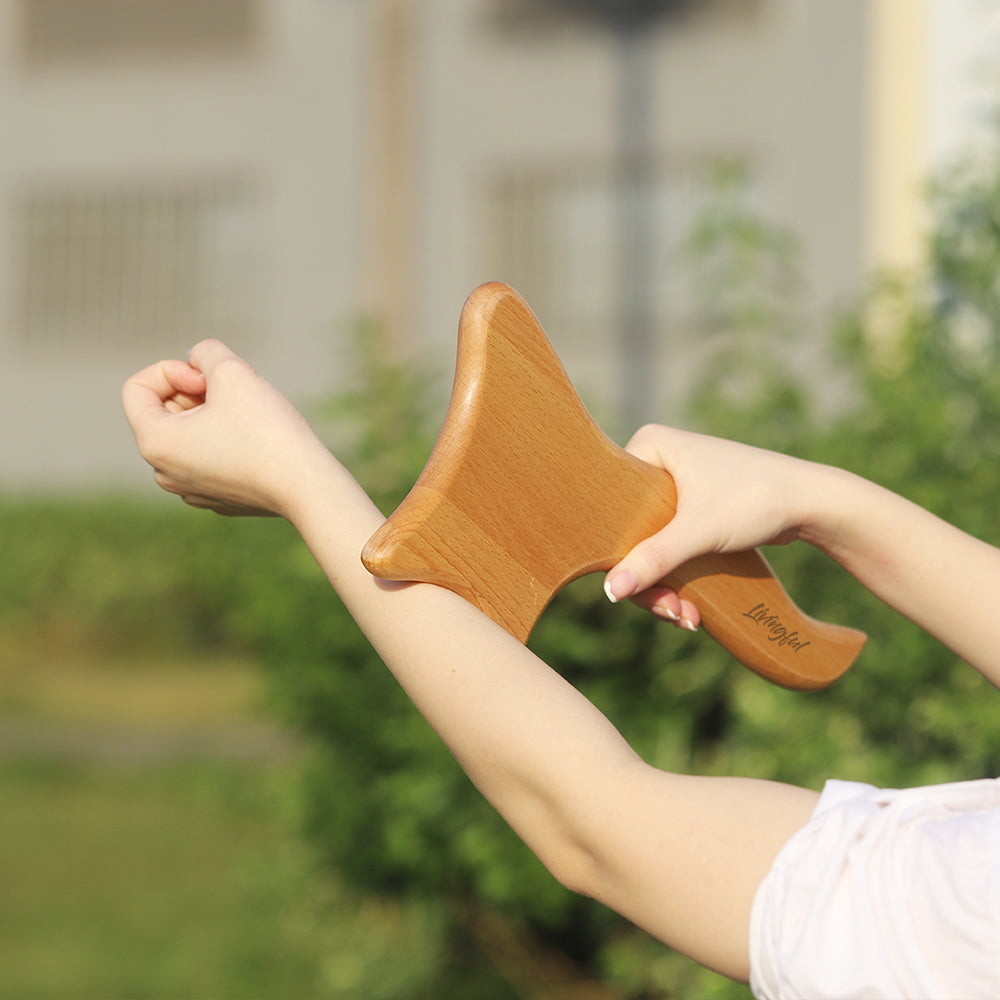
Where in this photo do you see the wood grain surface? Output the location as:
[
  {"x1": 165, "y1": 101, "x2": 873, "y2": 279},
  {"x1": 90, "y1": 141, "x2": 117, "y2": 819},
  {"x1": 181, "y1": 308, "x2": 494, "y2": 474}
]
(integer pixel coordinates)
[{"x1": 363, "y1": 283, "x2": 865, "y2": 690}]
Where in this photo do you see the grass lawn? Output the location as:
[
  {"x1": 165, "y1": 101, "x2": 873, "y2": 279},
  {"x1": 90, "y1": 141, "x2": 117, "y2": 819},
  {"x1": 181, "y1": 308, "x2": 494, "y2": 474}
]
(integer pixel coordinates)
[
  {"x1": 0, "y1": 758, "x2": 331, "y2": 1000},
  {"x1": 0, "y1": 646, "x2": 341, "y2": 1000},
  {"x1": 0, "y1": 639, "x2": 479, "y2": 1000},
  {"x1": 0, "y1": 627, "x2": 524, "y2": 1000}
]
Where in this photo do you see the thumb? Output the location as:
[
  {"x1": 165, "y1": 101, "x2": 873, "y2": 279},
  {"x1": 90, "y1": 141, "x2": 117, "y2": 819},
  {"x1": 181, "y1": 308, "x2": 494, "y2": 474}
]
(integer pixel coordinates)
[
  {"x1": 122, "y1": 359, "x2": 202, "y2": 433},
  {"x1": 185, "y1": 338, "x2": 245, "y2": 378},
  {"x1": 603, "y1": 507, "x2": 708, "y2": 603},
  {"x1": 161, "y1": 359, "x2": 206, "y2": 402}
]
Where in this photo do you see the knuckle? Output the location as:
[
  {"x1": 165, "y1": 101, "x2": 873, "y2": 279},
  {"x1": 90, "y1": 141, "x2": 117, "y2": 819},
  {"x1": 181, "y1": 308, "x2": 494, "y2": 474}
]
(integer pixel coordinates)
[
  {"x1": 626, "y1": 423, "x2": 661, "y2": 449},
  {"x1": 625, "y1": 424, "x2": 672, "y2": 464},
  {"x1": 636, "y1": 541, "x2": 673, "y2": 580}
]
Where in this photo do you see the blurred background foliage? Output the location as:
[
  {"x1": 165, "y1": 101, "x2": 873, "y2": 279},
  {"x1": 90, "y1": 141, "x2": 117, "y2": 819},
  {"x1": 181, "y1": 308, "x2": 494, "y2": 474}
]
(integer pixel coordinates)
[{"x1": 5, "y1": 139, "x2": 1000, "y2": 999}]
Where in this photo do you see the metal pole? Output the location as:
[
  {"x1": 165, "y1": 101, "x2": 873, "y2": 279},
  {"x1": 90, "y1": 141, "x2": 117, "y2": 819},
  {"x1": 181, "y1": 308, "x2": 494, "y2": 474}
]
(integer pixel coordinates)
[{"x1": 617, "y1": 21, "x2": 657, "y2": 431}]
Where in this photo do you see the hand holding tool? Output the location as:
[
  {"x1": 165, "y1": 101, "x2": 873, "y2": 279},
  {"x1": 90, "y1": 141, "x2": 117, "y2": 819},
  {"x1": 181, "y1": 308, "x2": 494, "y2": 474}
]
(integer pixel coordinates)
[{"x1": 362, "y1": 283, "x2": 865, "y2": 690}]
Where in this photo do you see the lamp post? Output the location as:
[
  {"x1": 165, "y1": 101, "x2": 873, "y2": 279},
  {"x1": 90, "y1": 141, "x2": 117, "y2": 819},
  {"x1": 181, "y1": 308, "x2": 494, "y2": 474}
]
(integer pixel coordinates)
[{"x1": 554, "y1": 0, "x2": 692, "y2": 428}]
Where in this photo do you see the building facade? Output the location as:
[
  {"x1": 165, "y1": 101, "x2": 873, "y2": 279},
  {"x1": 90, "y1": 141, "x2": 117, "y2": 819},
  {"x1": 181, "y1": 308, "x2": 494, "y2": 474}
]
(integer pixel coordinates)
[{"x1": 0, "y1": 0, "x2": 949, "y2": 489}]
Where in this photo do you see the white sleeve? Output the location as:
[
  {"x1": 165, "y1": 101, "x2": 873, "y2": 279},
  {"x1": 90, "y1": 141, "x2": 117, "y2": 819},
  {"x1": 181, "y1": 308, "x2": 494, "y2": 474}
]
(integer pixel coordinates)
[{"x1": 749, "y1": 777, "x2": 1000, "y2": 1000}]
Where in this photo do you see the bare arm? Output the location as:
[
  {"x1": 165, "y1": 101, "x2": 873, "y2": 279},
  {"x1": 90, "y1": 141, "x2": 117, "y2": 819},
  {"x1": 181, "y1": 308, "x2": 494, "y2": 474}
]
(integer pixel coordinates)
[
  {"x1": 122, "y1": 342, "x2": 818, "y2": 982},
  {"x1": 607, "y1": 425, "x2": 1000, "y2": 690},
  {"x1": 810, "y1": 470, "x2": 1000, "y2": 688}
]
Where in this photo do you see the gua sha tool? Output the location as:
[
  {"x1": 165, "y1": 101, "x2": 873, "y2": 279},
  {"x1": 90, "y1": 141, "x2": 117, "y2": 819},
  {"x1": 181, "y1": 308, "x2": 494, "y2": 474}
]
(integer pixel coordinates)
[{"x1": 362, "y1": 282, "x2": 865, "y2": 690}]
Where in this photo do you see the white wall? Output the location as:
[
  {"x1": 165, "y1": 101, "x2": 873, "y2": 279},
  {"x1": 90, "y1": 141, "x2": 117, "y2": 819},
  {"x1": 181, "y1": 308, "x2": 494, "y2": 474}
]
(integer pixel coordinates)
[
  {"x1": 928, "y1": 0, "x2": 1000, "y2": 168},
  {"x1": 3, "y1": 0, "x2": 978, "y2": 491}
]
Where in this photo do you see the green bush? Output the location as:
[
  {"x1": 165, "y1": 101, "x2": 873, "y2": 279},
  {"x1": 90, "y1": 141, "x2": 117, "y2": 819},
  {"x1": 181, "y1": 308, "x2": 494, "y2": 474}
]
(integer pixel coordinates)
[{"x1": 0, "y1": 495, "x2": 301, "y2": 658}]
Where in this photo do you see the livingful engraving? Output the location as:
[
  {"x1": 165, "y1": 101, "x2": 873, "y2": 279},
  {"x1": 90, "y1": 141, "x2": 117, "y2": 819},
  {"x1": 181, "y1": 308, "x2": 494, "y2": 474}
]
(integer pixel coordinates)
[{"x1": 741, "y1": 604, "x2": 812, "y2": 652}]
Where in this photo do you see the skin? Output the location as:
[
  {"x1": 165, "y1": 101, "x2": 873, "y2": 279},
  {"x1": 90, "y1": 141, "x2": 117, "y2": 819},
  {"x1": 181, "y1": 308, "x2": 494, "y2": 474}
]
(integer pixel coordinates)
[
  {"x1": 609, "y1": 424, "x2": 1000, "y2": 692},
  {"x1": 122, "y1": 340, "x2": 1000, "y2": 983}
]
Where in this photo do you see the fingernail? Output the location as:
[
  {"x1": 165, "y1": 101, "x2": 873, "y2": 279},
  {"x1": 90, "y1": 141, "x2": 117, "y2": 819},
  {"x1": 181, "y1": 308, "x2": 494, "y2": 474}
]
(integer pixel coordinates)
[
  {"x1": 604, "y1": 570, "x2": 637, "y2": 604},
  {"x1": 679, "y1": 617, "x2": 699, "y2": 632},
  {"x1": 652, "y1": 601, "x2": 679, "y2": 622}
]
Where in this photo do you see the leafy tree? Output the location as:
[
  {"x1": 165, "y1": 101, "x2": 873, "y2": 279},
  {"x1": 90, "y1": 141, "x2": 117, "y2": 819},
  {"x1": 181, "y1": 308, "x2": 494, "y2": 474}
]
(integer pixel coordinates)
[{"x1": 681, "y1": 158, "x2": 810, "y2": 448}]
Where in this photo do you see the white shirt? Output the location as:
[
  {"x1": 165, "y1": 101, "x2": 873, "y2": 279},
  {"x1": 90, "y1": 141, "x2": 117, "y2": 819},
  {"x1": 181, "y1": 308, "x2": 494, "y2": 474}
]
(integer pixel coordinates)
[{"x1": 750, "y1": 777, "x2": 1000, "y2": 999}]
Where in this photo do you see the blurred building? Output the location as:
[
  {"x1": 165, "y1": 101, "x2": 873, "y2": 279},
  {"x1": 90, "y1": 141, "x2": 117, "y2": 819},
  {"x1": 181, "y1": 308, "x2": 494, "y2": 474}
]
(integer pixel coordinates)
[{"x1": 0, "y1": 0, "x2": 986, "y2": 489}]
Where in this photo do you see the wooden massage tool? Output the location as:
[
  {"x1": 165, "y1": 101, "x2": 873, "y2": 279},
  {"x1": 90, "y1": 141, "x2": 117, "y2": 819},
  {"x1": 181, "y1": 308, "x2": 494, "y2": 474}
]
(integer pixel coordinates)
[{"x1": 362, "y1": 282, "x2": 866, "y2": 690}]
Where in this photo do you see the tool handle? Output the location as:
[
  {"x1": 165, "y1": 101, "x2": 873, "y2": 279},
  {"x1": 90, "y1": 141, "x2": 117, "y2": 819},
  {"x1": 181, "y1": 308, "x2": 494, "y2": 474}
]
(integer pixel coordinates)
[{"x1": 665, "y1": 548, "x2": 865, "y2": 689}]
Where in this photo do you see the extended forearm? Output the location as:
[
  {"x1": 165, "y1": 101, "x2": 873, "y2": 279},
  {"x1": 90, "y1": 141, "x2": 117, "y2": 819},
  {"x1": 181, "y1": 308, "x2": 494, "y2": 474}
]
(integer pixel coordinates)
[
  {"x1": 801, "y1": 465, "x2": 1000, "y2": 687},
  {"x1": 282, "y1": 454, "x2": 642, "y2": 889}
]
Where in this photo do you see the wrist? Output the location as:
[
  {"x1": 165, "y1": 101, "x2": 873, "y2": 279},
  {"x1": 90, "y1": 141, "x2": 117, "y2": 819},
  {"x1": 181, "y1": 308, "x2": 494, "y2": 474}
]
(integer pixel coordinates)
[
  {"x1": 279, "y1": 446, "x2": 385, "y2": 546},
  {"x1": 795, "y1": 463, "x2": 865, "y2": 558}
]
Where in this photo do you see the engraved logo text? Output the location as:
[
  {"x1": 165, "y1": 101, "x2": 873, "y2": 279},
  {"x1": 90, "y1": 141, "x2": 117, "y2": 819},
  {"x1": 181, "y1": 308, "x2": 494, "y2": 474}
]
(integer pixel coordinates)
[{"x1": 742, "y1": 604, "x2": 812, "y2": 652}]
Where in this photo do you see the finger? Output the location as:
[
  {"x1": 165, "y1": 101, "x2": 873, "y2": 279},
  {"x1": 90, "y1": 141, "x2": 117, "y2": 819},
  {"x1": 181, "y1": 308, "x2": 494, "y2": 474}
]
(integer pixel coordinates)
[
  {"x1": 604, "y1": 511, "x2": 705, "y2": 603},
  {"x1": 186, "y1": 338, "x2": 247, "y2": 378},
  {"x1": 623, "y1": 423, "x2": 677, "y2": 469},
  {"x1": 180, "y1": 493, "x2": 225, "y2": 511},
  {"x1": 606, "y1": 425, "x2": 703, "y2": 600},
  {"x1": 180, "y1": 494, "x2": 277, "y2": 518},
  {"x1": 161, "y1": 360, "x2": 207, "y2": 414},
  {"x1": 122, "y1": 360, "x2": 204, "y2": 428},
  {"x1": 152, "y1": 470, "x2": 273, "y2": 517},
  {"x1": 162, "y1": 359, "x2": 207, "y2": 397},
  {"x1": 164, "y1": 392, "x2": 205, "y2": 414},
  {"x1": 121, "y1": 362, "x2": 178, "y2": 434},
  {"x1": 628, "y1": 586, "x2": 701, "y2": 631}
]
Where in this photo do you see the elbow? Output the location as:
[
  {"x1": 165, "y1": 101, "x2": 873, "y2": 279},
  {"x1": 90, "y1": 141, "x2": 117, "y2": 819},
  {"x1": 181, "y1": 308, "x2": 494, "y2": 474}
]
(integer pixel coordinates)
[
  {"x1": 538, "y1": 842, "x2": 595, "y2": 897},
  {"x1": 523, "y1": 762, "x2": 652, "y2": 901},
  {"x1": 558, "y1": 859, "x2": 612, "y2": 903},
  {"x1": 525, "y1": 815, "x2": 620, "y2": 902},
  {"x1": 495, "y1": 754, "x2": 647, "y2": 902}
]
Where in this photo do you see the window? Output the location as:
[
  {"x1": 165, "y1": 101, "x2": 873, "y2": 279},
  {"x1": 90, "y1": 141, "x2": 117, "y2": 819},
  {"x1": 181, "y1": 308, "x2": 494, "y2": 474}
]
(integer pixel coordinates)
[
  {"x1": 482, "y1": 159, "x2": 710, "y2": 352},
  {"x1": 480, "y1": 157, "x2": 762, "y2": 422},
  {"x1": 19, "y1": 0, "x2": 259, "y2": 65},
  {"x1": 15, "y1": 178, "x2": 262, "y2": 355}
]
